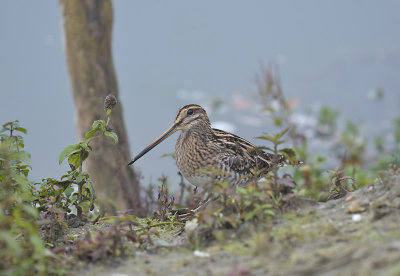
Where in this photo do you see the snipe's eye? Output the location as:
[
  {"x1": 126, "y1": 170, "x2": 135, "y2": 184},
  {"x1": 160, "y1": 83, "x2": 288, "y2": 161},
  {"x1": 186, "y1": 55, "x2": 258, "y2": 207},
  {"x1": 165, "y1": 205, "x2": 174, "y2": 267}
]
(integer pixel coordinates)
[{"x1": 187, "y1": 109, "x2": 194, "y2": 115}]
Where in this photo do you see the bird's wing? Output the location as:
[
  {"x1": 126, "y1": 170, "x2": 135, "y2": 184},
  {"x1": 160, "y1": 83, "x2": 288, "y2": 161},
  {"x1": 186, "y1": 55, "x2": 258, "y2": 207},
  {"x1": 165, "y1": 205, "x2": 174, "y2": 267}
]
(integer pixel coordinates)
[{"x1": 211, "y1": 128, "x2": 279, "y2": 176}]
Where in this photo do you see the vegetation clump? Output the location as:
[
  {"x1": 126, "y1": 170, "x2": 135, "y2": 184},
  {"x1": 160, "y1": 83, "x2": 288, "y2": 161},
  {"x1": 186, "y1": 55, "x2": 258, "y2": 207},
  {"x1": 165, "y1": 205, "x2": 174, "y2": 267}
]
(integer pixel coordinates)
[
  {"x1": 0, "y1": 95, "x2": 121, "y2": 274},
  {"x1": 0, "y1": 121, "x2": 66, "y2": 275}
]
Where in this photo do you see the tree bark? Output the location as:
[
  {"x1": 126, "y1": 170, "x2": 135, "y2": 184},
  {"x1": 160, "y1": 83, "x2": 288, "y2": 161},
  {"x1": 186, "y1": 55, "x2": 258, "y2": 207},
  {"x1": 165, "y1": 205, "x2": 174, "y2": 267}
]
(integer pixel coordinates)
[{"x1": 59, "y1": 0, "x2": 142, "y2": 215}]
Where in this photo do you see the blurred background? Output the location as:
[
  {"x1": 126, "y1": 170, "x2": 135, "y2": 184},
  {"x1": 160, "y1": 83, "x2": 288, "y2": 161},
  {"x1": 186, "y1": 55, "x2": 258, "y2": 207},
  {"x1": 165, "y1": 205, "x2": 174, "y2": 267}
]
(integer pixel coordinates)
[{"x1": 1, "y1": 1, "x2": 399, "y2": 188}]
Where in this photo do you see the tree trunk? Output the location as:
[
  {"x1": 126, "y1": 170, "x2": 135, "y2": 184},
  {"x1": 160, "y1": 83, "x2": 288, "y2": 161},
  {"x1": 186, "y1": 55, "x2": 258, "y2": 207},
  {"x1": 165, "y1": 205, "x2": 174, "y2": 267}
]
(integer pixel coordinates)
[{"x1": 59, "y1": 0, "x2": 142, "y2": 215}]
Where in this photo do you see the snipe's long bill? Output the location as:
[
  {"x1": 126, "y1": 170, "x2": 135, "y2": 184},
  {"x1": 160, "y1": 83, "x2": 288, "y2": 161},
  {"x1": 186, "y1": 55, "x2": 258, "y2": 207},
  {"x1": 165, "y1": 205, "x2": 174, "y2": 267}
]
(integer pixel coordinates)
[
  {"x1": 128, "y1": 104, "x2": 295, "y2": 187},
  {"x1": 127, "y1": 121, "x2": 179, "y2": 166}
]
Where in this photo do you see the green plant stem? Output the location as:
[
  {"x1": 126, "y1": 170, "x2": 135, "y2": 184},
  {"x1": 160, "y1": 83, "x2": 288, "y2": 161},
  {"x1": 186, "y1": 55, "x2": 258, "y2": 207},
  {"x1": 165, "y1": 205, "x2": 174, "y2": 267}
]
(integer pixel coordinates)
[
  {"x1": 77, "y1": 182, "x2": 83, "y2": 220},
  {"x1": 77, "y1": 153, "x2": 84, "y2": 221},
  {"x1": 272, "y1": 142, "x2": 279, "y2": 194}
]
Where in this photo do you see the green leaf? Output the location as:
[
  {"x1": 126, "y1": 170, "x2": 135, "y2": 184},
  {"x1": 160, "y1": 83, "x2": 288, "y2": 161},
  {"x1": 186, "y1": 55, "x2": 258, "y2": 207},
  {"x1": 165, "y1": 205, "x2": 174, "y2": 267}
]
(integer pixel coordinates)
[
  {"x1": 245, "y1": 209, "x2": 258, "y2": 221},
  {"x1": 104, "y1": 131, "x2": 118, "y2": 144},
  {"x1": 64, "y1": 187, "x2": 74, "y2": 197},
  {"x1": 255, "y1": 135, "x2": 274, "y2": 142},
  {"x1": 30, "y1": 235, "x2": 45, "y2": 253},
  {"x1": 275, "y1": 140, "x2": 286, "y2": 145},
  {"x1": 244, "y1": 204, "x2": 274, "y2": 221},
  {"x1": 11, "y1": 151, "x2": 31, "y2": 163},
  {"x1": 78, "y1": 200, "x2": 90, "y2": 210},
  {"x1": 92, "y1": 120, "x2": 105, "y2": 130},
  {"x1": 160, "y1": 152, "x2": 175, "y2": 159},
  {"x1": 0, "y1": 232, "x2": 22, "y2": 255},
  {"x1": 74, "y1": 173, "x2": 86, "y2": 184},
  {"x1": 265, "y1": 106, "x2": 275, "y2": 113},
  {"x1": 15, "y1": 127, "x2": 27, "y2": 134},
  {"x1": 273, "y1": 118, "x2": 282, "y2": 126},
  {"x1": 263, "y1": 209, "x2": 275, "y2": 216},
  {"x1": 85, "y1": 128, "x2": 101, "y2": 140},
  {"x1": 276, "y1": 127, "x2": 290, "y2": 139},
  {"x1": 79, "y1": 142, "x2": 90, "y2": 151},
  {"x1": 279, "y1": 148, "x2": 297, "y2": 164},
  {"x1": 106, "y1": 109, "x2": 112, "y2": 117},
  {"x1": 2, "y1": 121, "x2": 13, "y2": 128},
  {"x1": 22, "y1": 205, "x2": 39, "y2": 219},
  {"x1": 67, "y1": 149, "x2": 89, "y2": 170},
  {"x1": 59, "y1": 144, "x2": 80, "y2": 165}
]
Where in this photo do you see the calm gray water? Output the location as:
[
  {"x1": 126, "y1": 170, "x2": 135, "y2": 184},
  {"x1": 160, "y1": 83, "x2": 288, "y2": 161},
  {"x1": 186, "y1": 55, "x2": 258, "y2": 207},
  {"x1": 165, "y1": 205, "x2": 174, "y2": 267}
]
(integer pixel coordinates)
[{"x1": 1, "y1": 1, "x2": 399, "y2": 189}]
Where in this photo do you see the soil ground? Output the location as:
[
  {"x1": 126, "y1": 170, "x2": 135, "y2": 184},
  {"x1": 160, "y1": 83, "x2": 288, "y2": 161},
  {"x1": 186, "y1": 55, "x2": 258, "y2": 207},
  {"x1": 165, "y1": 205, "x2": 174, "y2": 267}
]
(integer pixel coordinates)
[{"x1": 72, "y1": 171, "x2": 400, "y2": 276}]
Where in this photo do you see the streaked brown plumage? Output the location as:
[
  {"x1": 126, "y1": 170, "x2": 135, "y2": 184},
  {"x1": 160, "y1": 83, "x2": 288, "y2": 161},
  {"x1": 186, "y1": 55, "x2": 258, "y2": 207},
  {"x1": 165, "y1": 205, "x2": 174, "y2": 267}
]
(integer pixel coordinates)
[{"x1": 128, "y1": 104, "x2": 290, "y2": 186}]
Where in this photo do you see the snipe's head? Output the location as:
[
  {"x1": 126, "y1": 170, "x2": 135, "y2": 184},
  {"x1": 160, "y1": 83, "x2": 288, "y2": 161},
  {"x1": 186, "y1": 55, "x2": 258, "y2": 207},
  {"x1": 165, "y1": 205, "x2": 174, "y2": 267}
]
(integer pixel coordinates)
[
  {"x1": 128, "y1": 104, "x2": 210, "y2": 165},
  {"x1": 174, "y1": 104, "x2": 210, "y2": 130}
]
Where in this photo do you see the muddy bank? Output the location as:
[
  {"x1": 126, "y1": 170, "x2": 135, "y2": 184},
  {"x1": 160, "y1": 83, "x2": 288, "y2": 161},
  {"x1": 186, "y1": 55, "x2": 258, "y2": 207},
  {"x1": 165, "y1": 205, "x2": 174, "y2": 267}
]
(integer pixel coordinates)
[{"x1": 74, "y1": 171, "x2": 400, "y2": 276}]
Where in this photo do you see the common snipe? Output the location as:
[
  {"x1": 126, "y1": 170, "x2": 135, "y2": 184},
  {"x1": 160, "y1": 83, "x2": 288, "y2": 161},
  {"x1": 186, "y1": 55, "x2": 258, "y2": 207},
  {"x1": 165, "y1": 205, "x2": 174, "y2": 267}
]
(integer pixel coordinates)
[{"x1": 128, "y1": 104, "x2": 294, "y2": 186}]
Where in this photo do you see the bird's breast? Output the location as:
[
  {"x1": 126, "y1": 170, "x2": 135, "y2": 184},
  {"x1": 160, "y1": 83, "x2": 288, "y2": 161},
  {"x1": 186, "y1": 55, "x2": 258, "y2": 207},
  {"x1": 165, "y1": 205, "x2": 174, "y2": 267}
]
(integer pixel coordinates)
[{"x1": 175, "y1": 130, "x2": 219, "y2": 186}]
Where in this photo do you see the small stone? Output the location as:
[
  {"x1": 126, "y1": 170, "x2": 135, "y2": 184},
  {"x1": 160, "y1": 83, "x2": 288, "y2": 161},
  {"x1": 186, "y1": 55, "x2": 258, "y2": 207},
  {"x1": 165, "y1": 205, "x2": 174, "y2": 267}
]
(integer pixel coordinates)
[
  {"x1": 194, "y1": 250, "x2": 210, "y2": 258},
  {"x1": 352, "y1": 214, "x2": 362, "y2": 222},
  {"x1": 347, "y1": 200, "x2": 367, "y2": 214},
  {"x1": 345, "y1": 194, "x2": 355, "y2": 202},
  {"x1": 370, "y1": 199, "x2": 386, "y2": 210}
]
